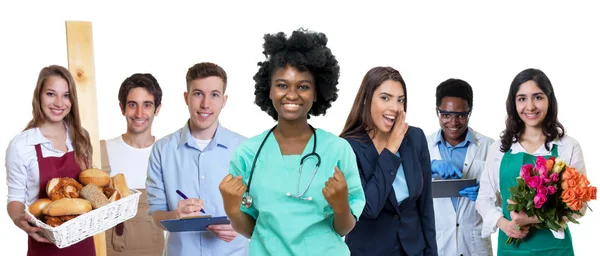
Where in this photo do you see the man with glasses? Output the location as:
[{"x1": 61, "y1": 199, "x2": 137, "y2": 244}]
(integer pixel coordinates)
[{"x1": 426, "y1": 79, "x2": 494, "y2": 256}]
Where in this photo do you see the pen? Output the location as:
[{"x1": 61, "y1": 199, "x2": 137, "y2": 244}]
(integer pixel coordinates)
[{"x1": 176, "y1": 190, "x2": 206, "y2": 214}]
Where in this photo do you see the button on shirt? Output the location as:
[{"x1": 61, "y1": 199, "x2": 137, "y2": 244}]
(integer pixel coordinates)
[
  {"x1": 434, "y1": 129, "x2": 476, "y2": 210},
  {"x1": 146, "y1": 122, "x2": 249, "y2": 256}
]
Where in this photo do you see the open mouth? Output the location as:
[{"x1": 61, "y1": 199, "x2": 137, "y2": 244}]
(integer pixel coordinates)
[
  {"x1": 50, "y1": 108, "x2": 65, "y2": 115},
  {"x1": 383, "y1": 114, "x2": 396, "y2": 126},
  {"x1": 132, "y1": 119, "x2": 147, "y2": 125},
  {"x1": 282, "y1": 103, "x2": 301, "y2": 111},
  {"x1": 198, "y1": 112, "x2": 212, "y2": 119},
  {"x1": 523, "y1": 112, "x2": 540, "y2": 119}
]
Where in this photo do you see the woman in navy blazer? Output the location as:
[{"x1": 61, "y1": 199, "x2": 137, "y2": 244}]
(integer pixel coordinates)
[{"x1": 340, "y1": 67, "x2": 437, "y2": 256}]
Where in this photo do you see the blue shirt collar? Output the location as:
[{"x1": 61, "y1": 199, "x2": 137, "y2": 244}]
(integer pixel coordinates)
[
  {"x1": 178, "y1": 121, "x2": 228, "y2": 150},
  {"x1": 434, "y1": 128, "x2": 476, "y2": 148}
]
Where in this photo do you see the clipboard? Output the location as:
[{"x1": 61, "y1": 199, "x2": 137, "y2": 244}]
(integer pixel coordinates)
[
  {"x1": 431, "y1": 178, "x2": 477, "y2": 198},
  {"x1": 160, "y1": 215, "x2": 230, "y2": 232}
]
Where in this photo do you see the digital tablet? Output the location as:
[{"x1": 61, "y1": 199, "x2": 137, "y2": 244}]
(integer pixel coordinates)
[
  {"x1": 160, "y1": 215, "x2": 230, "y2": 232},
  {"x1": 431, "y1": 179, "x2": 477, "y2": 198}
]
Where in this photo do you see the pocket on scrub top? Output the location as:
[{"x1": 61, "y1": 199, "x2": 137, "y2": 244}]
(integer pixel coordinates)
[{"x1": 304, "y1": 231, "x2": 348, "y2": 255}]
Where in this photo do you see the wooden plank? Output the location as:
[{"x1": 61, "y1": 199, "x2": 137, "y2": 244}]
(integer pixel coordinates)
[{"x1": 65, "y1": 20, "x2": 106, "y2": 256}]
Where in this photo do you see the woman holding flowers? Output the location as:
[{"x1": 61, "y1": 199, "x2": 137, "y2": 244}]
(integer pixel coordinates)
[{"x1": 476, "y1": 68, "x2": 588, "y2": 255}]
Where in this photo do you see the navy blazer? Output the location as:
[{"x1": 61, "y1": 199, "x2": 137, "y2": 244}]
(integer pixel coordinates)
[{"x1": 344, "y1": 127, "x2": 438, "y2": 256}]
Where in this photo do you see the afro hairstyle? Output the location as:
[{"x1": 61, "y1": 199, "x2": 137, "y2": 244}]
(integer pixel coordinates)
[
  {"x1": 435, "y1": 78, "x2": 473, "y2": 111},
  {"x1": 253, "y1": 29, "x2": 340, "y2": 121}
]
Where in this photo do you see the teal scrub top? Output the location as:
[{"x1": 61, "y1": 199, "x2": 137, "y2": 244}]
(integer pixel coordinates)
[{"x1": 229, "y1": 128, "x2": 366, "y2": 256}]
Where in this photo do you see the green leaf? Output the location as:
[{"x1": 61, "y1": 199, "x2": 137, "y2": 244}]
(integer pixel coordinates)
[{"x1": 566, "y1": 214, "x2": 580, "y2": 224}]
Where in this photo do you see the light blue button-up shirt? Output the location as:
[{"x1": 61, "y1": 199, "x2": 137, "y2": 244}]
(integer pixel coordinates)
[
  {"x1": 146, "y1": 121, "x2": 249, "y2": 256},
  {"x1": 434, "y1": 129, "x2": 476, "y2": 210}
]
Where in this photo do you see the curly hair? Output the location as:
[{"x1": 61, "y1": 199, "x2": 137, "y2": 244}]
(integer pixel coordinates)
[
  {"x1": 435, "y1": 78, "x2": 473, "y2": 111},
  {"x1": 500, "y1": 68, "x2": 564, "y2": 152},
  {"x1": 253, "y1": 29, "x2": 340, "y2": 120},
  {"x1": 118, "y1": 73, "x2": 162, "y2": 113}
]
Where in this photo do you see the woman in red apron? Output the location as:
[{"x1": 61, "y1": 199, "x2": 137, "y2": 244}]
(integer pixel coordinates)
[
  {"x1": 6, "y1": 65, "x2": 96, "y2": 256},
  {"x1": 476, "y1": 68, "x2": 587, "y2": 256}
]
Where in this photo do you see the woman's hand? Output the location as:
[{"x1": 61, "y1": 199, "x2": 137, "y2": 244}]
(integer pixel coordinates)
[
  {"x1": 507, "y1": 199, "x2": 540, "y2": 226},
  {"x1": 219, "y1": 174, "x2": 247, "y2": 215},
  {"x1": 385, "y1": 111, "x2": 408, "y2": 153},
  {"x1": 498, "y1": 217, "x2": 530, "y2": 239},
  {"x1": 13, "y1": 213, "x2": 50, "y2": 243},
  {"x1": 323, "y1": 167, "x2": 350, "y2": 213}
]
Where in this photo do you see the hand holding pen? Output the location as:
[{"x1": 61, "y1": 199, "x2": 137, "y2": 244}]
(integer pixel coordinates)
[{"x1": 175, "y1": 190, "x2": 206, "y2": 219}]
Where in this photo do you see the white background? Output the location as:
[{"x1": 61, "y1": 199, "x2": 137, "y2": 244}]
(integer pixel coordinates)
[{"x1": 1, "y1": 1, "x2": 598, "y2": 255}]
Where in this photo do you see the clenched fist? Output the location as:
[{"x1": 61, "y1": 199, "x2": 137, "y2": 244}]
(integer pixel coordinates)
[
  {"x1": 323, "y1": 166, "x2": 350, "y2": 213},
  {"x1": 219, "y1": 174, "x2": 247, "y2": 215}
]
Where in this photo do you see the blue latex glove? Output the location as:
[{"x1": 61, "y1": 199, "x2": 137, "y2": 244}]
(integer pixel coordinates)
[
  {"x1": 459, "y1": 182, "x2": 480, "y2": 202},
  {"x1": 430, "y1": 160, "x2": 463, "y2": 179}
]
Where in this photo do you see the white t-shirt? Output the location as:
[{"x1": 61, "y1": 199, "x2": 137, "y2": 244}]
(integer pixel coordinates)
[
  {"x1": 105, "y1": 135, "x2": 153, "y2": 189},
  {"x1": 194, "y1": 138, "x2": 212, "y2": 151}
]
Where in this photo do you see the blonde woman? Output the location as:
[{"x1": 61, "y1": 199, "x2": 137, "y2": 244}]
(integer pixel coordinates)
[{"x1": 6, "y1": 65, "x2": 95, "y2": 255}]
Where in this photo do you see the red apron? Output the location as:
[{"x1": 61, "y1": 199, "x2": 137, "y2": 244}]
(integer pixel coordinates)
[{"x1": 27, "y1": 144, "x2": 96, "y2": 256}]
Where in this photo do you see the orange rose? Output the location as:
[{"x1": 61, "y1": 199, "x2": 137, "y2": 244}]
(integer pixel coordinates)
[
  {"x1": 562, "y1": 167, "x2": 578, "y2": 180},
  {"x1": 589, "y1": 187, "x2": 597, "y2": 200},
  {"x1": 576, "y1": 173, "x2": 590, "y2": 187},
  {"x1": 573, "y1": 187, "x2": 588, "y2": 201},
  {"x1": 546, "y1": 159, "x2": 555, "y2": 172},
  {"x1": 561, "y1": 179, "x2": 578, "y2": 190},
  {"x1": 566, "y1": 199, "x2": 583, "y2": 211},
  {"x1": 562, "y1": 189, "x2": 577, "y2": 203}
]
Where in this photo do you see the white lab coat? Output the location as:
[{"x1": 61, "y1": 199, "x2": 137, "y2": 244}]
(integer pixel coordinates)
[{"x1": 427, "y1": 128, "x2": 494, "y2": 256}]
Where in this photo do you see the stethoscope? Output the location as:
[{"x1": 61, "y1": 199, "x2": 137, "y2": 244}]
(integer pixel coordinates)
[{"x1": 241, "y1": 125, "x2": 321, "y2": 208}]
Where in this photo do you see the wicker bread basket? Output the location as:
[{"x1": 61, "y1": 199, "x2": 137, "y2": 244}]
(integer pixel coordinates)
[{"x1": 25, "y1": 189, "x2": 141, "y2": 248}]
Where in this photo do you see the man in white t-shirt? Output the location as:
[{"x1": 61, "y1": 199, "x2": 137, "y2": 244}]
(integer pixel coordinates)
[{"x1": 103, "y1": 73, "x2": 165, "y2": 256}]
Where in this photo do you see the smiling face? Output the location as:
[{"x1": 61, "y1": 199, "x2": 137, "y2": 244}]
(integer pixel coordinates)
[
  {"x1": 370, "y1": 79, "x2": 406, "y2": 134},
  {"x1": 121, "y1": 87, "x2": 160, "y2": 135},
  {"x1": 515, "y1": 80, "x2": 549, "y2": 129},
  {"x1": 184, "y1": 76, "x2": 228, "y2": 136},
  {"x1": 437, "y1": 96, "x2": 470, "y2": 145},
  {"x1": 40, "y1": 75, "x2": 72, "y2": 124},
  {"x1": 269, "y1": 65, "x2": 316, "y2": 122}
]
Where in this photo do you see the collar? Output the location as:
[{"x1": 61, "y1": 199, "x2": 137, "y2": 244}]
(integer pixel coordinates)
[
  {"x1": 25, "y1": 122, "x2": 72, "y2": 146},
  {"x1": 434, "y1": 128, "x2": 476, "y2": 147},
  {"x1": 178, "y1": 120, "x2": 228, "y2": 150}
]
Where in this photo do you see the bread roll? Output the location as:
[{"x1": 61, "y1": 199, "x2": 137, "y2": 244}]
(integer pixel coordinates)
[
  {"x1": 111, "y1": 174, "x2": 131, "y2": 198},
  {"x1": 80, "y1": 184, "x2": 110, "y2": 209},
  {"x1": 79, "y1": 168, "x2": 110, "y2": 186},
  {"x1": 29, "y1": 198, "x2": 52, "y2": 219},
  {"x1": 46, "y1": 177, "x2": 83, "y2": 201},
  {"x1": 42, "y1": 198, "x2": 92, "y2": 216}
]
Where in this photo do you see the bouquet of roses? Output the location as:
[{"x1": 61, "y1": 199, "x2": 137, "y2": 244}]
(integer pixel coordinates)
[{"x1": 506, "y1": 156, "x2": 596, "y2": 247}]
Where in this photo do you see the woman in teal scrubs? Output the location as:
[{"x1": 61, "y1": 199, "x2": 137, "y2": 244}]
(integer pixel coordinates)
[
  {"x1": 219, "y1": 29, "x2": 366, "y2": 256},
  {"x1": 476, "y1": 68, "x2": 587, "y2": 256}
]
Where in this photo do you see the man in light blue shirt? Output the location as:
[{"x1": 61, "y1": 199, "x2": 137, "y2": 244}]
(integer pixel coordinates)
[
  {"x1": 146, "y1": 62, "x2": 249, "y2": 256},
  {"x1": 426, "y1": 79, "x2": 493, "y2": 256}
]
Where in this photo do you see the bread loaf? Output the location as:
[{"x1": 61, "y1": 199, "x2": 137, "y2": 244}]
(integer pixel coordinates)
[
  {"x1": 79, "y1": 168, "x2": 110, "y2": 186},
  {"x1": 80, "y1": 184, "x2": 110, "y2": 209},
  {"x1": 42, "y1": 198, "x2": 92, "y2": 216}
]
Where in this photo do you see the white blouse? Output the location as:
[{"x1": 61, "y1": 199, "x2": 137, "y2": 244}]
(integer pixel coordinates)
[
  {"x1": 5, "y1": 127, "x2": 74, "y2": 206},
  {"x1": 476, "y1": 135, "x2": 586, "y2": 238}
]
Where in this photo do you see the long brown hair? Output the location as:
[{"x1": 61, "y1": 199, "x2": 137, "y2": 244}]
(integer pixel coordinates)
[
  {"x1": 24, "y1": 65, "x2": 92, "y2": 170},
  {"x1": 500, "y1": 68, "x2": 564, "y2": 152},
  {"x1": 339, "y1": 66, "x2": 406, "y2": 140}
]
